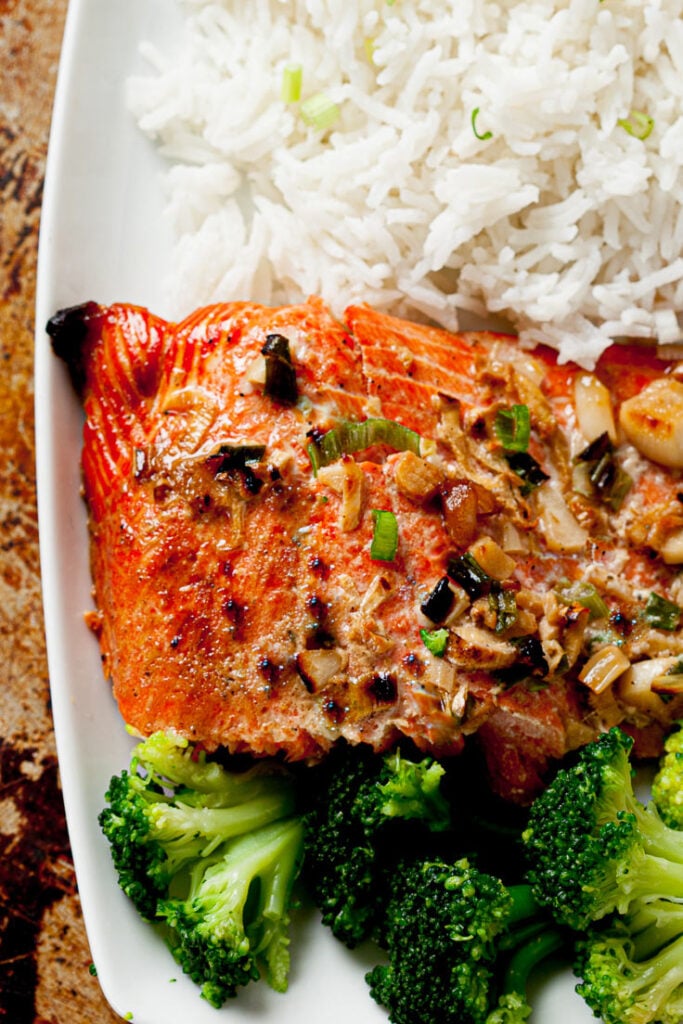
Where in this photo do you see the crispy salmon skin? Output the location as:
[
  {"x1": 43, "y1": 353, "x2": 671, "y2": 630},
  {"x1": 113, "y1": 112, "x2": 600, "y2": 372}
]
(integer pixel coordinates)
[{"x1": 49, "y1": 297, "x2": 683, "y2": 801}]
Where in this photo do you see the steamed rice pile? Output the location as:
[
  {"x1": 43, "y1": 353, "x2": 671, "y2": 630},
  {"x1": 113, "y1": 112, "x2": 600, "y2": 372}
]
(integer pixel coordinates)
[{"x1": 127, "y1": 0, "x2": 683, "y2": 365}]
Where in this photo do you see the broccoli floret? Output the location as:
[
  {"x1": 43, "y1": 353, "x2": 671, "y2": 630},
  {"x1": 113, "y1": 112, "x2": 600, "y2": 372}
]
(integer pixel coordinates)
[
  {"x1": 159, "y1": 817, "x2": 304, "y2": 1006},
  {"x1": 301, "y1": 743, "x2": 451, "y2": 947},
  {"x1": 575, "y1": 904, "x2": 683, "y2": 1024},
  {"x1": 652, "y1": 723, "x2": 683, "y2": 829},
  {"x1": 99, "y1": 731, "x2": 303, "y2": 1005},
  {"x1": 365, "y1": 857, "x2": 544, "y2": 1024},
  {"x1": 522, "y1": 727, "x2": 683, "y2": 931}
]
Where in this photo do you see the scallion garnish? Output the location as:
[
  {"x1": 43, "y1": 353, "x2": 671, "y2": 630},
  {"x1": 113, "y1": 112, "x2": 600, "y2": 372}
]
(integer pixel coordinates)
[
  {"x1": 205, "y1": 444, "x2": 267, "y2": 475},
  {"x1": 471, "y1": 107, "x2": 493, "y2": 141},
  {"x1": 447, "y1": 552, "x2": 493, "y2": 600},
  {"x1": 281, "y1": 63, "x2": 303, "y2": 104},
  {"x1": 494, "y1": 404, "x2": 531, "y2": 452},
  {"x1": 644, "y1": 592, "x2": 682, "y2": 632},
  {"x1": 617, "y1": 110, "x2": 654, "y2": 141},
  {"x1": 494, "y1": 403, "x2": 547, "y2": 493},
  {"x1": 555, "y1": 581, "x2": 609, "y2": 620},
  {"x1": 574, "y1": 431, "x2": 632, "y2": 510},
  {"x1": 307, "y1": 417, "x2": 422, "y2": 474},
  {"x1": 504, "y1": 451, "x2": 550, "y2": 494},
  {"x1": 370, "y1": 509, "x2": 398, "y2": 562},
  {"x1": 300, "y1": 92, "x2": 340, "y2": 131},
  {"x1": 420, "y1": 627, "x2": 449, "y2": 658},
  {"x1": 489, "y1": 588, "x2": 518, "y2": 634},
  {"x1": 261, "y1": 333, "x2": 298, "y2": 406}
]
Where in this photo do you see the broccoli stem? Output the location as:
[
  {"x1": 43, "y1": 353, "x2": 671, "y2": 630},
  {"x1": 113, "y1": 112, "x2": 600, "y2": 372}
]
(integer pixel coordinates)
[
  {"x1": 151, "y1": 788, "x2": 296, "y2": 855},
  {"x1": 506, "y1": 885, "x2": 541, "y2": 929},
  {"x1": 637, "y1": 804, "x2": 683, "y2": 866},
  {"x1": 616, "y1": 847, "x2": 683, "y2": 909},
  {"x1": 627, "y1": 900, "x2": 683, "y2": 961},
  {"x1": 502, "y1": 929, "x2": 565, "y2": 996}
]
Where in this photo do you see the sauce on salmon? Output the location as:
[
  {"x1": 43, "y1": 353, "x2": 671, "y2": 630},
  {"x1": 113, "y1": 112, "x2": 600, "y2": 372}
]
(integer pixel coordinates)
[{"x1": 48, "y1": 297, "x2": 683, "y2": 801}]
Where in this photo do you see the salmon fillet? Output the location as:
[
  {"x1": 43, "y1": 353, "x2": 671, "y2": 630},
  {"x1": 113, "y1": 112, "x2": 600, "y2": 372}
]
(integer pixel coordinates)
[{"x1": 48, "y1": 297, "x2": 683, "y2": 801}]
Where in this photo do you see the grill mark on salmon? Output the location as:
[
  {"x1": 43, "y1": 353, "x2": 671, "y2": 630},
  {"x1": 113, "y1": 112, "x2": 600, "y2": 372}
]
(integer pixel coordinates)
[{"x1": 49, "y1": 298, "x2": 683, "y2": 802}]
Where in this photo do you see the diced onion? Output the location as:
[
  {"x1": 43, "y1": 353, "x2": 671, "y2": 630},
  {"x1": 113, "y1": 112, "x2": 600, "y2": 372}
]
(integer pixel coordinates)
[
  {"x1": 651, "y1": 672, "x2": 683, "y2": 695},
  {"x1": 358, "y1": 574, "x2": 393, "y2": 617},
  {"x1": 660, "y1": 527, "x2": 683, "y2": 566},
  {"x1": 579, "y1": 644, "x2": 630, "y2": 693},
  {"x1": 467, "y1": 536, "x2": 516, "y2": 581},
  {"x1": 393, "y1": 450, "x2": 444, "y2": 502},
  {"x1": 616, "y1": 657, "x2": 679, "y2": 720},
  {"x1": 160, "y1": 386, "x2": 219, "y2": 451},
  {"x1": 317, "y1": 459, "x2": 364, "y2": 531},
  {"x1": 534, "y1": 484, "x2": 588, "y2": 553},
  {"x1": 296, "y1": 648, "x2": 347, "y2": 692},
  {"x1": 574, "y1": 373, "x2": 617, "y2": 444}
]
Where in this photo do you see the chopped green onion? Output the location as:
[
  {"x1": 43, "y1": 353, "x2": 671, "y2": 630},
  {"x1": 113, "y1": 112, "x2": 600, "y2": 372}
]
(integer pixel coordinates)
[
  {"x1": 494, "y1": 404, "x2": 531, "y2": 452},
  {"x1": 447, "y1": 552, "x2": 493, "y2": 600},
  {"x1": 489, "y1": 587, "x2": 518, "y2": 634},
  {"x1": 471, "y1": 107, "x2": 493, "y2": 141},
  {"x1": 555, "y1": 581, "x2": 609, "y2": 620},
  {"x1": 617, "y1": 110, "x2": 654, "y2": 141},
  {"x1": 370, "y1": 509, "x2": 398, "y2": 562},
  {"x1": 420, "y1": 627, "x2": 449, "y2": 658},
  {"x1": 574, "y1": 432, "x2": 632, "y2": 510},
  {"x1": 205, "y1": 444, "x2": 266, "y2": 474},
  {"x1": 300, "y1": 92, "x2": 340, "y2": 131},
  {"x1": 504, "y1": 451, "x2": 549, "y2": 494},
  {"x1": 261, "y1": 333, "x2": 298, "y2": 405},
  {"x1": 307, "y1": 417, "x2": 422, "y2": 474},
  {"x1": 644, "y1": 592, "x2": 682, "y2": 632},
  {"x1": 281, "y1": 63, "x2": 303, "y2": 103}
]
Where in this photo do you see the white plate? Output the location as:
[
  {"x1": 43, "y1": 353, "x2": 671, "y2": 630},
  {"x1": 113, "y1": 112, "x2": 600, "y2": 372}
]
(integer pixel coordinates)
[{"x1": 34, "y1": 2, "x2": 596, "y2": 1021}]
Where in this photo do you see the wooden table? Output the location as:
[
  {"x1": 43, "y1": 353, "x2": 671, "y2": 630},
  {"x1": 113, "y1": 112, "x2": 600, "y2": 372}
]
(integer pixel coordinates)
[{"x1": 0, "y1": 4, "x2": 120, "y2": 1021}]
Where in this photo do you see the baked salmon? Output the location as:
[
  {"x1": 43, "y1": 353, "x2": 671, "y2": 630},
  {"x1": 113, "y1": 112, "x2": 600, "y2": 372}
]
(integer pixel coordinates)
[{"x1": 48, "y1": 297, "x2": 683, "y2": 802}]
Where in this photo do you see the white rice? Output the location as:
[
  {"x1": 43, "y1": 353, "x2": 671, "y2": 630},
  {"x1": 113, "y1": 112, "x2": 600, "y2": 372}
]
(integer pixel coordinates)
[{"x1": 127, "y1": 0, "x2": 683, "y2": 365}]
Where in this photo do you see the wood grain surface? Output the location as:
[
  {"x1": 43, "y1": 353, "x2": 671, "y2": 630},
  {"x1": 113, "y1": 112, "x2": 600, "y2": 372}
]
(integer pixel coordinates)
[{"x1": 0, "y1": 3, "x2": 121, "y2": 1021}]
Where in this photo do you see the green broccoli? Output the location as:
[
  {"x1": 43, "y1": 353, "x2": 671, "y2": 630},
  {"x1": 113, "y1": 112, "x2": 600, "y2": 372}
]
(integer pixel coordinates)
[
  {"x1": 522, "y1": 727, "x2": 683, "y2": 931},
  {"x1": 300, "y1": 743, "x2": 451, "y2": 948},
  {"x1": 522, "y1": 727, "x2": 683, "y2": 1024},
  {"x1": 652, "y1": 722, "x2": 683, "y2": 829},
  {"x1": 99, "y1": 731, "x2": 303, "y2": 1005},
  {"x1": 365, "y1": 856, "x2": 549, "y2": 1024},
  {"x1": 575, "y1": 903, "x2": 683, "y2": 1024},
  {"x1": 159, "y1": 816, "x2": 304, "y2": 1005}
]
